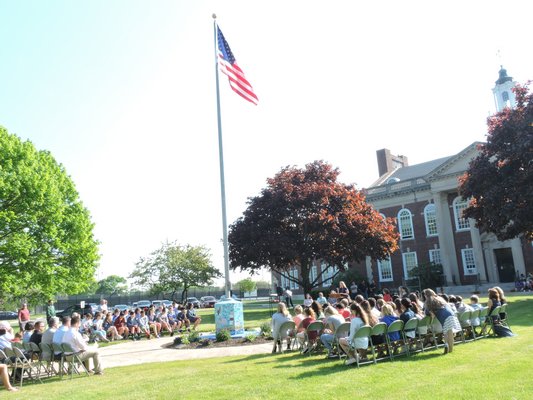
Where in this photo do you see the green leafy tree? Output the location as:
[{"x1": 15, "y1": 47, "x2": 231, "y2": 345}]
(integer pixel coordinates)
[
  {"x1": 130, "y1": 242, "x2": 222, "y2": 303},
  {"x1": 0, "y1": 126, "x2": 99, "y2": 301},
  {"x1": 460, "y1": 83, "x2": 533, "y2": 241},
  {"x1": 96, "y1": 275, "x2": 128, "y2": 295},
  {"x1": 408, "y1": 262, "x2": 445, "y2": 292},
  {"x1": 236, "y1": 278, "x2": 256, "y2": 294},
  {"x1": 229, "y1": 161, "x2": 399, "y2": 294}
]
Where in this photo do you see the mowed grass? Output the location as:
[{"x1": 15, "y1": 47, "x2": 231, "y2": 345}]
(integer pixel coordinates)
[{"x1": 6, "y1": 295, "x2": 533, "y2": 400}]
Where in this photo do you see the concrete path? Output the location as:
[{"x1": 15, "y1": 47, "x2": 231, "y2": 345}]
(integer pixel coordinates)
[{"x1": 99, "y1": 337, "x2": 273, "y2": 369}]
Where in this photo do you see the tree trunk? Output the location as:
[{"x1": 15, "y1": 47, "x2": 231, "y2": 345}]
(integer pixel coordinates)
[
  {"x1": 181, "y1": 286, "x2": 188, "y2": 304},
  {"x1": 300, "y1": 260, "x2": 312, "y2": 295}
]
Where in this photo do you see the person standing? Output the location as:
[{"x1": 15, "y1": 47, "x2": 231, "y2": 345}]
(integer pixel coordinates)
[
  {"x1": 350, "y1": 281, "x2": 358, "y2": 300},
  {"x1": 18, "y1": 303, "x2": 30, "y2": 332},
  {"x1": 46, "y1": 300, "x2": 56, "y2": 326},
  {"x1": 284, "y1": 287, "x2": 294, "y2": 308}
]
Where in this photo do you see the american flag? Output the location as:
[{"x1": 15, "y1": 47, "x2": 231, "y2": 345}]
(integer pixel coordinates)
[{"x1": 216, "y1": 26, "x2": 258, "y2": 105}]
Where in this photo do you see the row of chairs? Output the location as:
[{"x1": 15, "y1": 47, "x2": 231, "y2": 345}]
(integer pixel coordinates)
[
  {"x1": 275, "y1": 305, "x2": 509, "y2": 367},
  {"x1": 0, "y1": 341, "x2": 89, "y2": 388}
]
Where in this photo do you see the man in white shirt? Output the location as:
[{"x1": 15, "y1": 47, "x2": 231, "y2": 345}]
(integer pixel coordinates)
[
  {"x1": 53, "y1": 316, "x2": 71, "y2": 353},
  {"x1": 62, "y1": 316, "x2": 103, "y2": 375}
]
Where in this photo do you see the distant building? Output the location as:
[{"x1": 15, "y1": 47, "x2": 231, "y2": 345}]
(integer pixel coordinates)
[{"x1": 273, "y1": 67, "x2": 532, "y2": 292}]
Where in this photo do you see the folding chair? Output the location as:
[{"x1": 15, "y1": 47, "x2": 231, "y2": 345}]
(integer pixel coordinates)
[
  {"x1": 401, "y1": 318, "x2": 419, "y2": 355},
  {"x1": 385, "y1": 320, "x2": 406, "y2": 360},
  {"x1": 52, "y1": 343, "x2": 66, "y2": 378},
  {"x1": 415, "y1": 315, "x2": 433, "y2": 352},
  {"x1": 370, "y1": 322, "x2": 388, "y2": 363},
  {"x1": 456, "y1": 311, "x2": 472, "y2": 344},
  {"x1": 350, "y1": 325, "x2": 373, "y2": 368},
  {"x1": 468, "y1": 309, "x2": 480, "y2": 341},
  {"x1": 39, "y1": 343, "x2": 58, "y2": 377},
  {"x1": 481, "y1": 306, "x2": 501, "y2": 337},
  {"x1": 499, "y1": 304, "x2": 509, "y2": 328},
  {"x1": 12, "y1": 346, "x2": 42, "y2": 386},
  {"x1": 303, "y1": 321, "x2": 324, "y2": 355},
  {"x1": 274, "y1": 320, "x2": 296, "y2": 353},
  {"x1": 0, "y1": 348, "x2": 14, "y2": 378},
  {"x1": 333, "y1": 322, "x2": 351, "y2": 359},
  {"x1": 475, "y1": 307, "x2": 489, "y2": 338},
  {"x1": 61, "y1": 343, "x2": 90, "y2": 379}
]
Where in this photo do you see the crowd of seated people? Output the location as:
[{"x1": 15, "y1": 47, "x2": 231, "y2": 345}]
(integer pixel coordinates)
[
  {"x1": 270, "y1": 281, "x2": 513, "y2": 363},
  {"x1": 0, "y1": 300, "x2": 206, "y2": 388}
]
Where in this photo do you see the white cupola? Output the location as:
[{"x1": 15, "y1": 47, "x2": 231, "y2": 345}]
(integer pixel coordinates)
[{"x1": 492, "y1": 66, "x2": 517, "y2": 112}]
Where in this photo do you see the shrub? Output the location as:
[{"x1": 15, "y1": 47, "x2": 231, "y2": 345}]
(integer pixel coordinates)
[
  {"x1": 188, "y1": 330, "x2": 200, "y2": 342},
  {"x1": 260, "y1": 322, "x2": 271, "y2": 337},
  {"x1": 243, "y1": 333, "x2": 256, "y2": 343},
  {"x1": 180, "y1": 335, "x2": 190, "y2": 345},
  {"x1": 216, "y1": 329, "x2": 231, "y2": 342}
]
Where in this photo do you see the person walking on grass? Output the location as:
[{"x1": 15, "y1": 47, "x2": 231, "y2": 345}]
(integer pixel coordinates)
[{"x1": 423, "y1": 288, "x2": 461, "y2": 354}]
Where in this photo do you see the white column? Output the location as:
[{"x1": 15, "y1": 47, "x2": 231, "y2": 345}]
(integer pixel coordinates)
[
  {"x1": 433, "y1": 191, "x2": 460, "y2": 285},
  {"x1": 469, "y1": 219, "x2": 487, "y2": 282},
  {"x1": 511, "y1": 238, "x2": 526, "y2": 277},
  {"x1": 365, "y1": 256, "x2": 373, "y2": 281}
]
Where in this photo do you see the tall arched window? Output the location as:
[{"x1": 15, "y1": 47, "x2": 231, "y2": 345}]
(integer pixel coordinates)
[
  {"x1": 453, "y1": 196, "x2": 470, "y2": 231},
  {"x1": 398, "y1": 208, "x2": 414, "y2": 239},
  {"x1": 424, "y1": 203, "x2": 438, "y2": 236}
]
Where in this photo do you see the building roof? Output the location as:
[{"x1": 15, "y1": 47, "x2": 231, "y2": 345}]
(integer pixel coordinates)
[
  {"x1": 365, "y1": 142, "x2": 483, "y2": 201},
  {"x1": 496, "y1": 66, "x2": 513, "y2": 85},
  {"x1": 369, "y1": 155, "x2": 453, "y2": 188}
]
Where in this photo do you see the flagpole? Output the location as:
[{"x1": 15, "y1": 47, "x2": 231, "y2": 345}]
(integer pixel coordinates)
[{"x1": 213, "y1": 14, "x2": 231, "y2": 299}]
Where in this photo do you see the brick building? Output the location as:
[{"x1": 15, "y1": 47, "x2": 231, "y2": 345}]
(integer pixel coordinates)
[
  {"x1": 274, "y1": 67, "x2": 532, "y2": 293},
  {"x1": 364, "y1": 142, "x2": 533, "y2": 289}
]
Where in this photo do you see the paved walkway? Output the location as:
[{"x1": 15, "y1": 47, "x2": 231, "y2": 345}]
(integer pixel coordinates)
[{"x1": 99, "y1": 337, "x2": 273, "y2": 368}]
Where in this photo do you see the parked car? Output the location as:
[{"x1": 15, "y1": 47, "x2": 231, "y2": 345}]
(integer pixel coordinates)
[
  {"x1": 200, "y1": 296, "x2": 217, "y2": 308},
  {"x1": 151, "y1": 300, "x2": 173, "y2": 309},
  {"x1": 186, "y1": 297, "x2": 201, "y2": 308},
  {"x1": 136, "y1": 300, "x2": 152, "y2": 311},
  {"x1": 219, "y1": 294, "x2": 241, "y2": 302},
  {"x1": 111, "y1": 304, "x2": 130, "y2": 312},
  {"x1": 0, "y1": 311, "x2": 17, "y2": 320},
  {"x1": 56, "y1": 304, "x2": 92, "y2": 318}
]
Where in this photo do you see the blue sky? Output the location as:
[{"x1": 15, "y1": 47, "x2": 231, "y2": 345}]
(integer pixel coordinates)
[{"x1": 1, "y1": 1, "x2": 532, "y2": 286}]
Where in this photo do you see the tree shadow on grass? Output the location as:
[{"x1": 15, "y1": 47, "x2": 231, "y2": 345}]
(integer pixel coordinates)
[{"x1": 222, "y1": 353, "x2": 277, "y2": 364}]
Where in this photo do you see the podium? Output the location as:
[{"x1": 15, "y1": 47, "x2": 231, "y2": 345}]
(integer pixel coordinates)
[{"x1": 214, "y1": 298, "x2": 244, "y2": 335}]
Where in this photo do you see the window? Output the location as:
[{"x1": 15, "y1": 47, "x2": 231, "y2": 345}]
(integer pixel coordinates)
[
  {"x1": 502, "y1": 91, "x2": 509, "y2": 102},
  {"x1": 377, "y1": 258, "x2": 393, "y2": 282},
  {"x1": 402, "y1": 251, "x2": 418, "y2": 278},
  {"x1": 424, "y1": 203, "x2": 438, "y2": 236},
  {"x1": 280, "y1": 267, "x2": 299, "y2": 290},
  {"x1": 288, "y1": 267, "x2": 299, "y2": 290},
  {"x1": 309, "y1": 265, "x2": 317, "y2": 285},
  {"x1": 453, "y1": 197, "x2": 470, "y2": 231},
  {"x1": 398, "y1": 208, "x2": 414, "y2": 239},
  {"x1": 321, "y1": 263, "x2": 338, "y2": 286},
  {"x1": 280, "y1": 273, "x2": 289, "y2": 290},
  {"x1": 429, "y1": 249, "x2": 442, "y2": 265},
  {"x1": 461, "y1": 248, "x2": 477, "y2": 275}
]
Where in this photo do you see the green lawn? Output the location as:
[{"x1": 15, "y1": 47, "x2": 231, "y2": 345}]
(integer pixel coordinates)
[{"x1": 5, "y1": 295, "x2": 533, "y2": 399}]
